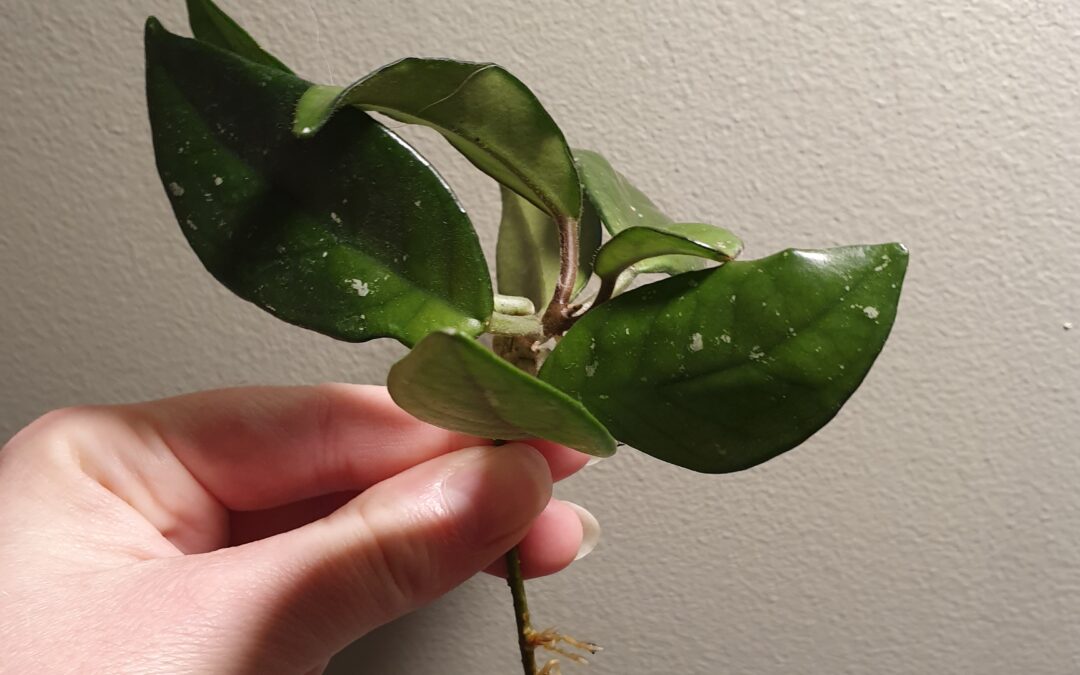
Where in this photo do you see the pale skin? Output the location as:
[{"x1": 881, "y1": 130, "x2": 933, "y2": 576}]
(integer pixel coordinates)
[{"x1": 0, "y1": 384, "x2": 595, "y2": 674}]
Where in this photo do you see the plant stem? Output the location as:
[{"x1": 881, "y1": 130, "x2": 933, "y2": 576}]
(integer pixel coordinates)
[
  {"x1": 495, "y1": 294, "x2": 537, "y2": 316},
  {"x1": 541, "y1": 215, "x2": 579, "y2": 336},
  {"x1": 492, "y1": 335, "x2": 542, "y2": 376},
  {"x1": 588, "y1": 269, "x2": 636, "y2": 312},
  {"x1": 488, "y1": 312, "x2": 543, "y2": 338},
  {"x1": 498, "y1": 213, "x2": 582, "y2": 675},
  {"x1": 591, "y1": 277, "x2": 616, "y2": 308},
  {"x1": 491, "y1": 340, "x2": 541, "y2": 675},
  {"x1": 506, "y1": 546, "x2": 537, "y2": 675}
]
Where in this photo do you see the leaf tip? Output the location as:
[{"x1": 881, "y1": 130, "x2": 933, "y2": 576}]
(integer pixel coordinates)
[
  {"x1": 594, "y1": 437, "x2": 618, "y2": 458},
  {"x1": 291, "y1": 115, "x2": 319, "y2": 138},
  {"x1": 292, "y1": 84, "x2": 346, "y2": 139},
  {"x1": 880, "y1": 241, "x2": 910, "y2": 277},
  {"x1": 144, "y1": 16, "x2": 165, "y2": 39}
]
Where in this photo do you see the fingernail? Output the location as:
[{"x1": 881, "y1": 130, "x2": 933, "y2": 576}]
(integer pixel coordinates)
[
  {"x1": 442, "y1": 444, "x2": 551, "y2": 547},
  {"x1": 585, "y1": 456, "x2": 606, "y2": 467},
  {"x1": 564, "y1": 501, "x2": 601, "y2": 561}
]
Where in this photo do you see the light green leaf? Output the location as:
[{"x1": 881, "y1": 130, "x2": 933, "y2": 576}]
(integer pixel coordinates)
[
  {"x1": 495, "y1": 187, "x2": 601, "y2": 310},
  {"x1": 540, "y1": 244, "x2": 909, "y2": 473},
  {"x1": 575, "y1": 149, "x2": 727, "y2": 276},
  {"x1": 185, "y1": 0, "x2": 292, "y2": 73},
  {"x1": 593, "y1": 222, "x2": 743, "y2": 284},
  {"x1": 293, "y1": 59, "x2": 582, "y2": 220},
  {"x1": 388, "y1": 332, "x2": 617, "y2": 457},
  {"x1": 146, "y1": 18, "x2": 492, "y2": 346}
]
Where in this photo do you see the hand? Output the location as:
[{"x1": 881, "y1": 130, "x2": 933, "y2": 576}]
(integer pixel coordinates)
[{"x1": 0, "y1": 385, "x2": 598, "y2": 674}]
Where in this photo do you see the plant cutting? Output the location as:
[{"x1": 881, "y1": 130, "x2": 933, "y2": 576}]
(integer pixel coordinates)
[{"x1": 144, "y1": 2, "x2": 909, "y2": 672}]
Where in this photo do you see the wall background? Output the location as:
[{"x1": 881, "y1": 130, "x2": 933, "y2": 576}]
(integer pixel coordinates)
[{"x1": 2, "y1": 0, "x2": 1078, "y2": 673}]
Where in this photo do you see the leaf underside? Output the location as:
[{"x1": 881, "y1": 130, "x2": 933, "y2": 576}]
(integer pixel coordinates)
[
  {"x1": 541, "y1": 244, "x2": 909, "y2": 473},
  {"x1": 593, "y1": 222, "x2": 743, "y2": 283},
  {"x1": 146, "y1": 18, "x2": 492, "y2": 347},
  {"x1": 293, "y1": 59, "x2": 582, "y2": 221},
  {"x1": 389, "y1": 332, "x2": 617, "y2": 457},
  {"x1": 574, "y1": 149, "x2": 725, "y2": 276}
]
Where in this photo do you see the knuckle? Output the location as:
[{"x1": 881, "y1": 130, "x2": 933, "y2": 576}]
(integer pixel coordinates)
[
  {"x1": 307, "y1": 495, "x2": 450, "y2": 632},
  {"x1": 2, "y1": 406, "x2": 98, "y2": 462},
  {"x1": 343, "y1": 510, "x2": 421, "y2": 619}
]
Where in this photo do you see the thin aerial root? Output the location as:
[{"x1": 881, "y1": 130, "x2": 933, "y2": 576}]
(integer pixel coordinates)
[
  {"x1": 538, "y1": 659, "x2": 561, "y2": 675},
  {"x1": 526, "y1": 626, "x2": 601, "y2": 668}
]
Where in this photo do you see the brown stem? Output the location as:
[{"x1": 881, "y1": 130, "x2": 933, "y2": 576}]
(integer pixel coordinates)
[
  {"x1": 490, "y1": 343, "x2": 541, "y2": 675},
  {"x1": 506, "y1": 546, "x2": 537, "y2": 675},
  {"x1": 591, "y1": 276, "x2": 616, "y2": 309},
  {"x1": 492, "y1": 335, "x2": 541, "y2": 376},
  {"x1": 541, "y1": 215, "x2": 579, "y2": 336}
]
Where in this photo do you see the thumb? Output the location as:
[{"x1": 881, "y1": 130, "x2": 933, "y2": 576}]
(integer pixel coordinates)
[{"x1": 211, "y1": 443, "x2": 551, "y2": 665}]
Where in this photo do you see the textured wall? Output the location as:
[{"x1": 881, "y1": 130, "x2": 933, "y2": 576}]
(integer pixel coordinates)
[{"x1": 2, "y1": 0, "x2": 1079, "y2": 673}]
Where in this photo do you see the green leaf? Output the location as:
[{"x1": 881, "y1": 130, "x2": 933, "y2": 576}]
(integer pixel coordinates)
[
  {"x1": 593, "y1": 222, "x2": 743, "y2": 284},
  {"x1": 540, "y1": 244, "x2": 909, "y2": 473},
  {"x1": 146, "y1": 18, "x2": 492, "y2": 346},
  {"x1": 185, "y1": 0, "x2": 292, "y2": 73},
  {"x1": 293, "y1": 59, "x2": 582, "y2": 220},
  {"x1": 575, "y1": 149, "x2": 724, "y2": 276},
  {"x1": 495, "y1": 187, "x2": 601, "y2": 310},
  {"x1": 388, "y1": 332, "x2": 617, "y2": 457}
]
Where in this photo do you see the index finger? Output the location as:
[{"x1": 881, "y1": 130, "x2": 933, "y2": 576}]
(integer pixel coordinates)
[{"x1": 129, "y1": 384, "x2": 590, "y2": 509}]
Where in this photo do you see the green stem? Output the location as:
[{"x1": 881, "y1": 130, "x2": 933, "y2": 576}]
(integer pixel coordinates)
[
  {"x1": 506, "y1": 546, "x2": 537, "y2": 675},
  {"x1": 495, "y1": 437, "x2": 537, "y2": 674},
  {"x1": 490, "y1": 342, "x2": 542, "y2": 675},
  {"x1": 495, "y1": 294, "x2": 537, "y2": 316},
  {"x1": 488, "y1": 312, "x2": 543, "y2": 338}
]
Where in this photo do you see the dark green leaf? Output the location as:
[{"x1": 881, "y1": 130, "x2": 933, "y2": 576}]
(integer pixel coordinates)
[
  {"x1": 185, "y1": 0, "x2": 292, "y2": 73},
  {"x1": 146, "y1": 18, "x2": 492, "y2": 346},
  {"x1": 593, "y1": 222, "x2": 743, "y2": 284},
  {"x1": 495, "y1": 187, "x2": 600, "y2": 310},
  {"x1": 388, "y1": 332, "x2": 617, "y2": 457},
  {"x1": 293, "y1": 59, "x2": 581, "y2": 220},
  {"x1": 575, "y1": 149, "x2": 723, "y2": 276},
  {"x1": 540, "y1": 244, "x2": 908, "y2": 473}
]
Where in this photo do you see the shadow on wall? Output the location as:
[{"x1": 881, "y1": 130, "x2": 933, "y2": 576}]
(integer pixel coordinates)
[
  {"x1": 326, "y1": 596, "x2": 470, "y2": 673},
  {"x1": 325, "y1": 577, "x2": 522, "y2": 673},
  {"x1": 327, "y1": 606, "x2": 435, "y2": 674}
]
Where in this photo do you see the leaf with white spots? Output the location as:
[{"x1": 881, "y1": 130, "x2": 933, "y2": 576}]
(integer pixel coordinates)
[
  {"x1": 146, "y1": 19, "x2": 492, "y2": 346},
  {"x1": 540, "y1": 244, "x2": 909, "y2": 473}
]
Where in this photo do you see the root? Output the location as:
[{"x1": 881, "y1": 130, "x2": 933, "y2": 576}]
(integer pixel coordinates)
[
  {"x1": 538, "y1": 660, "x2": 561, "y2": 675},
  {"x1": 526, "y1": 626, "x2": 601, "y2": 673}
]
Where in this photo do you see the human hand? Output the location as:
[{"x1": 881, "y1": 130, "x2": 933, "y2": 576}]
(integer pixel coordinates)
[{"x1": 0, "y1": 385, "x2": 598, "y2": 674}]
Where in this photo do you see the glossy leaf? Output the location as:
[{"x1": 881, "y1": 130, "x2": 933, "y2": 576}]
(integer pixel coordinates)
[
  {"x1": 388, "y1": 332, "x2": 617, "y2": 457},
  {"x1": 593, "y1": 222, "x2": 743, "y2": 283},
  {"x1": 575, "y1": 149, "x2": 723, "y2": 276},
  {"x1": 146, "y1": 19, "x2": 492, "y2": 346},
  {"x1": 185, "y1": 0, "x2": 292, "y2": 73},
  {"x1": 540, "y1": 244, "x2": 909, "y2": 473},
  {"x1": 293, "y1": 59, "x2": 582, "y2": 220},
  {"x1": 495, "y1": 187, "x2": 601, "y2": 310}
]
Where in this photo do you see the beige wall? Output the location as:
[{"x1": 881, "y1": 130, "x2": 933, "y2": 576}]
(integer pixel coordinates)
[{"x1": 3, "y1": 0, "x2": 1079, "y2": 673}]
